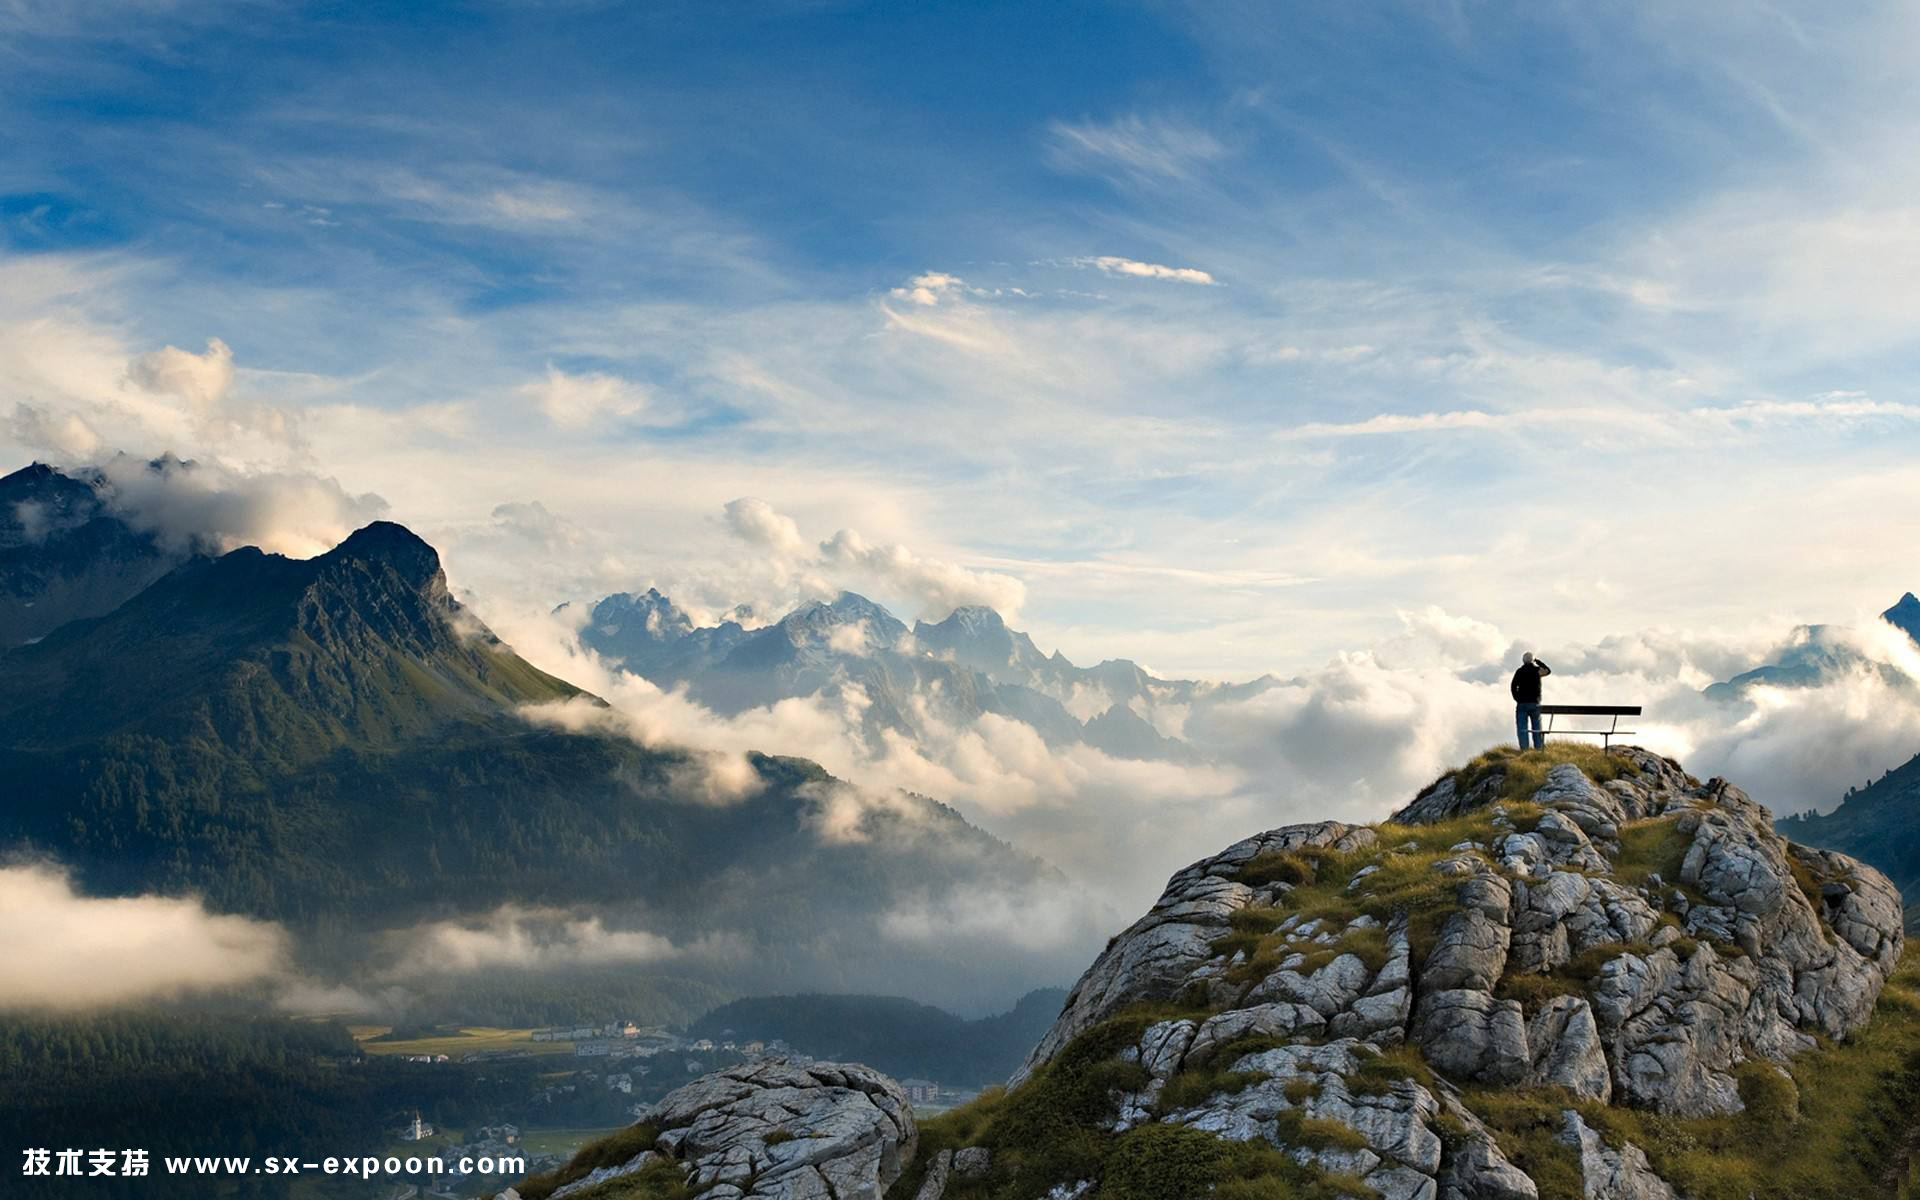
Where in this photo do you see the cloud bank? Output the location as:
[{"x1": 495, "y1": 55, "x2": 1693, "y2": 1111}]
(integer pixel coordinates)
[
  {"x1": 720, "y1": 497, "x2": 1027, "y2": 622},
  {"x1": 95, "y1": 454, "x2": 389, "y2": 558},
  {"x1": 0, "y1": 864, "x2": 288, "y2": 1009}
]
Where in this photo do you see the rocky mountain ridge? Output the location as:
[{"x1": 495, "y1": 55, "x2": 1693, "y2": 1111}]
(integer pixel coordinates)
[
  {"x1": 574, "y1": 588, "x2": 1272, "y2": 765},
  {"x1": 526, "y1": 746, "x2": 1914, "y2": 1200},
  {"x1": 1704, "y1": 592, "x2": 1920, "y2": 701}
]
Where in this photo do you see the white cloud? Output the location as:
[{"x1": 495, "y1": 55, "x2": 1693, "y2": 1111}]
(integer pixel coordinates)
[
  {"x1": 8, "y1": 401, "x2": 102, "y2": 458},
  {"x1": 95, "y1": 454, "x2": 389, "y2": 558},
  {"x1": 488, "y1": 187, "x2": 579, "y2": 224},
  {"x1": 723, "y1": 496, "x2": 811, "y2": 560},
  {"x1": 889, "y1": 272, "x2": 970, "y2": 306},
  {"x1": 1073, "y1": 256, "x2": 1217, "y2": 286},
  {"x1": 826, "y1": 619, "x2": 871, "y2": 655},
  {"x1": 882, "y1": 880, "x2": 1117, "y2": 958},
  {"x1": 520, "y1": 364, "x2": 649, "y2": 429},
  {"x1": 711, "y1": 497, "x2": 1026, "y2": 622},
  {"x1": 1272, "y1": 397, "x2": 1920, "y2": 444},
  {"x1": 818, "y1": 525, "x2": 1027, "y2": 621},
  {"x1": 0, "y1": 864, "x2": 288, "y2": 1009},
  {"x1": 128, "y1": 336, "x2": 235, "y2": 413},
  {"x1": 383, "y1": 905, "x2": 689, "y2": 975}
]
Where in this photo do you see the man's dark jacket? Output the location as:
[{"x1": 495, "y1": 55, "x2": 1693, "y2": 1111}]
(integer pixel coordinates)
[{"x1": 1510, "y1": 661, "x2": 1550, "y2": 704}]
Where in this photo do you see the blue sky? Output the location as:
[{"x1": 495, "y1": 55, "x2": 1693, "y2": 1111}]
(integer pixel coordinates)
[{"x1": 6, "y1": 0, "x2": 1920, "y2": 683}]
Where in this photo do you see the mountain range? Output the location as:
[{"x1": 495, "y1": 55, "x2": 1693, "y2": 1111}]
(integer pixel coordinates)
[
  {"x1": 13, "y1": 455, "x2": 1920, "y2": 998},
  {"x1": 0, "y1": 462, "x2": 1057, "y2": 1002},
  {"x1": 1703, "y1": 591, "x2": 1920, "y2": 700},
  {"x1": 572, "y1": 587, "x2": 1278, "y2": 764}
]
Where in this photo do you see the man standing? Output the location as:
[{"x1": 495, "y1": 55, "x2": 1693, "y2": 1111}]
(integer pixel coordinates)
[{"x1": 1510, "y1": 651, "x2": 1552, "y2": 749}]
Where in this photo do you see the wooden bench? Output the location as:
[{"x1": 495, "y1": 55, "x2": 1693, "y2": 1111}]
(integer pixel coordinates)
[{"x1": 1537, "y1": 704, "x2": 1641, "y2": 748}]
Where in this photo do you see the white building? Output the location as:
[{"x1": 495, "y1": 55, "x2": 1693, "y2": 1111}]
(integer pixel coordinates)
[{"x1": 398, "y1": 1112, "x2": 435, "y2": 1141}]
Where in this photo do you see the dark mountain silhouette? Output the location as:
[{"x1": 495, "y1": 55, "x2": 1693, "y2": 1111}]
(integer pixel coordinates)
[
  {"x1": 0, "y1": 462, "x2": 187, "y2": 648},
  {"x1": 0, "y1": 475, "x2": 1054, "y2": 1002},
  {"x1": 1779, "y1": 747, "x2": 1920, "y2": 910}
]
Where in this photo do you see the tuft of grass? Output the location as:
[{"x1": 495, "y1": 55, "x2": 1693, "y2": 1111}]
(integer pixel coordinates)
[
  {"x1": 1157, "y1": 1067, "x2": 1265, "y2": 1114},
  {"x1": 1457, "y1": 1087, "x2": 1586, "y2": 1200},
  {"x1": 1611, "y1": 816, "x2": 1694, "y2": 890},
  {"x1": 566, "y1": 1160, "x2": 695, "y2": 1199},
  {"x1": 1373, "y1": 805, "x2": 1541, "y2": 856},
  {"x1": 1786, "y1": 855, "x2": 1837, "y2": 941},
  {"x1": 1106, "y1": 1126, "x2": 1377, "y2": 1200},
  {"x1": 515, "y1": 1123, "x2": 660, "y2": 1200},
  {"x1": 1274, "y1": 1111, "x2": 1373, "y2": 1154},
  {"x1": 1098, "y1": 1123, "x2": 1228, "y2": 1200},
  {"x1": 1238, "y1": 849, "x2": 1328, "y2": 888},
  {"x1": 762, "y1": 1129, "x2": 797, "y2": 1146},
  {"x1": 1347, "y1": 1043, "x2": 1438, "y2": 1095},
  {"x1": 1494, "y1": 970, "x2": 1586, "y2": 1011},
  {"x1": 1433, "y1": 744, "x2": 1638, "y2": 814},
  {"x1": 1191, "y1": 1032, "x2": 1290, "y2": 1071}
]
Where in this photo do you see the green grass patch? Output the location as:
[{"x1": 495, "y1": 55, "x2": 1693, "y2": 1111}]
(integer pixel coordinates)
[
  {"x1": 1238, "y1": 850, "x2": 1326, "y2": 888},
  {"x1": 892, "y1": 1010, "x2": 1375, "y2": 1200},
  {"x1": 1611, "y1": 816, "x2": 1693, "y2": 889},
  {"x1": 1457, "y1": 1087, "x2": 1586, "y2": 1200},
  {"x1": 1273, "y1": 1111, "x2": 1372, "y2": 1154},
  {"x1": 1103, "y1": 1124, "x2": 1377, "y2": 1200},
  {"x1": 1432, "y1": 744, "x2": 1640, "y2": 813},
  {"x1": 1494, "y1": 970, "x2": 1587, "y2": 1011},
  {"x1": 1347, "y1": 1044, "x2": 1437, "y2": 1095},
  {"x1": 516, "y1": 1122, "x2": 660, "y2": 1200},
  {"x1": 564, "y1": 1159, "x2": 696, "y2": 1199},
  {"x1": 1155, "y1": 1067, "x2": 1264, "y2": 1114}
]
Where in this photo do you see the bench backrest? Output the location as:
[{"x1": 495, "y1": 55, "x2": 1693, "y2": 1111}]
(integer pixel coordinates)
[{"x1": 1537, "y1": 704, "x2": 1641, "y2": 716}]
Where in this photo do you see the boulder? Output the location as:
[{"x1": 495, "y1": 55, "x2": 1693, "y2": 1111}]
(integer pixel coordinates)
[{"x1": 584, "y1": 1059, "x2": 915, "y2": 1200}]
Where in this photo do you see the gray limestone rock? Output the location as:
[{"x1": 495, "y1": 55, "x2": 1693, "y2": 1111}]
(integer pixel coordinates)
[
  {"x1": 911, "y1": 1149, "x2": 951, "y2": 1200},
  {"x1": 1557, "y1": 1110, "x2": 1677, "y2": 1200},
  {"x1": 607, "y1": 1059, "x2": 915, "y2": 1200}
]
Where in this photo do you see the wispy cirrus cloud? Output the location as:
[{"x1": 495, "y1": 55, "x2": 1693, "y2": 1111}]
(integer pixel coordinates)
[{"x1": 1045, "y1": 113, "x2": 1227, "y2": 184}]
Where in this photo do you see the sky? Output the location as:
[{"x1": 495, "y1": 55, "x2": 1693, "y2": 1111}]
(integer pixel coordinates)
[
  {"x1": 9, "y1": 0, "x2": 1920, "y2": 1009},
  {"x1": 7, "y1": 1, "x2": 1920, "y2": 676}
]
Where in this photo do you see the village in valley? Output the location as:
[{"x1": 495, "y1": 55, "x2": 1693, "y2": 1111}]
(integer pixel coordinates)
[{"x1": 349, "y1": 1017, "x2": 977, "y2": 1198}]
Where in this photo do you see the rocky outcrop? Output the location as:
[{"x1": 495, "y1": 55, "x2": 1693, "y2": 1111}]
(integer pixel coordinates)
[
  {"x1": 542, "y1": 1060, "x2": 915, "y2": 1200},
  {"x1": 1012, "y1": 820, "x2": 1379, "y2": 1085},
  {"x1": 1006, "y1": 747, "x2": 1903, "y2": 1199}
]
